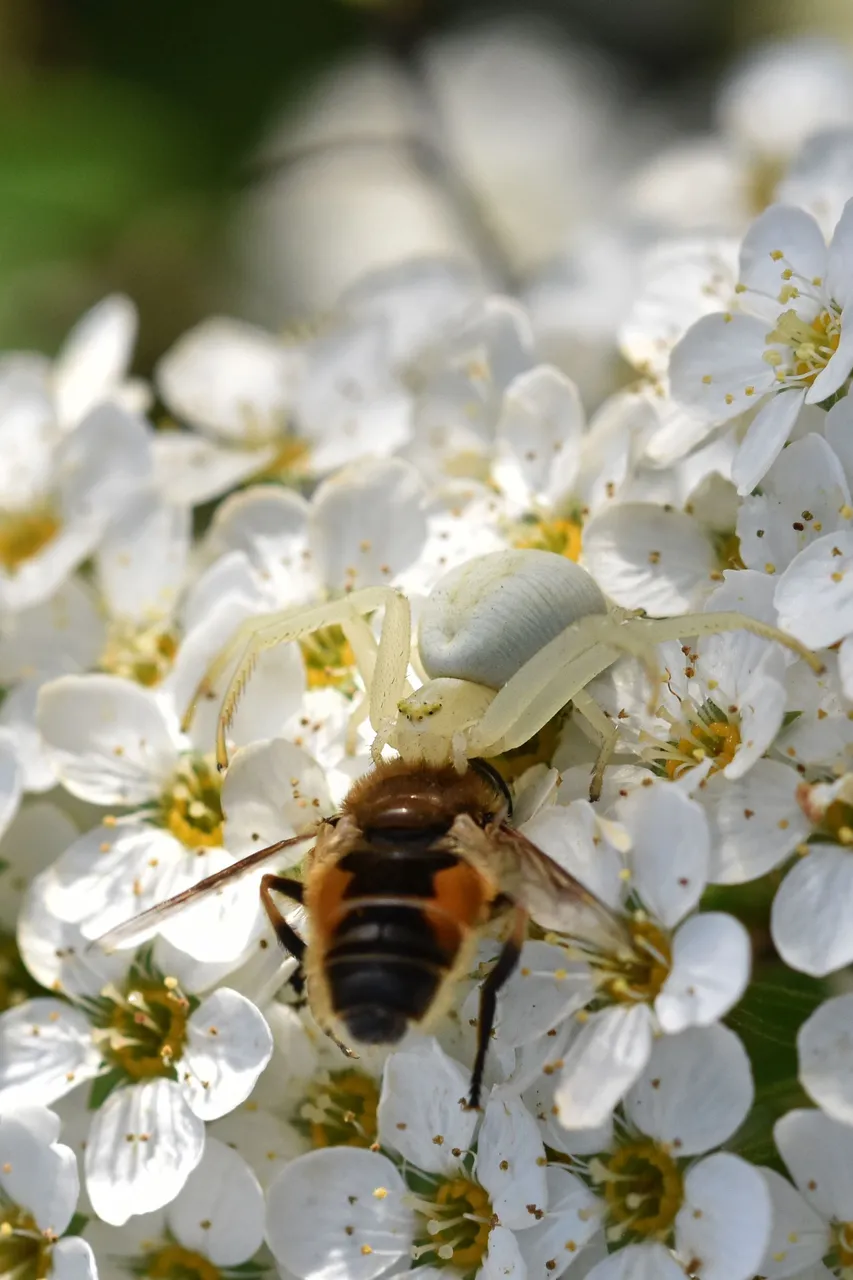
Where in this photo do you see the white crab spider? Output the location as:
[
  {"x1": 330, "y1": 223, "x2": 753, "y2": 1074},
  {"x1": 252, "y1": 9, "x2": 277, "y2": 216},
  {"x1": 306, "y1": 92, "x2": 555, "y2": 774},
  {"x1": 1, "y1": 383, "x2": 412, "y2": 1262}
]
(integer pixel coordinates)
[{"x1": 184, "y1": 549, "x2": 822, "y2": 796}]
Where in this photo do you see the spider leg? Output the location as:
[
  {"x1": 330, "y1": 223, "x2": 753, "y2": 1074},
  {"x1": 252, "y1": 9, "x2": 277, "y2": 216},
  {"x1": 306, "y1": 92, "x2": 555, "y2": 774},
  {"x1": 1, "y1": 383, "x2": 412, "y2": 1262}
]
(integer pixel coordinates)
[
  {"x1": 572, "y1": 688, "x2": 619, "y2": 802},
  {"x1": 631, "y1": 612, "x2": 823, "y2": 672}
]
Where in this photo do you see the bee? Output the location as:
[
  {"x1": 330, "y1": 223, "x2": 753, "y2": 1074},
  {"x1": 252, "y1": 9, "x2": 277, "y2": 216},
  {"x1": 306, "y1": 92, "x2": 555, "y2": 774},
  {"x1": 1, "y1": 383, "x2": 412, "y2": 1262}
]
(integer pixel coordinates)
[{"x1": 95, "y1": 754, "x2": 627, "y2": 1108}]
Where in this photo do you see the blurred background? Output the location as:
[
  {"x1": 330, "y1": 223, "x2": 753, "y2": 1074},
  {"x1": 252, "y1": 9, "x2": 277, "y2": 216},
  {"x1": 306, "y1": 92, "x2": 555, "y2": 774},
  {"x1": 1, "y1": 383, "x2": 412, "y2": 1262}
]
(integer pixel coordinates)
[{"x1": 2, "y1": 0, "x2": 851, "y2": 366}]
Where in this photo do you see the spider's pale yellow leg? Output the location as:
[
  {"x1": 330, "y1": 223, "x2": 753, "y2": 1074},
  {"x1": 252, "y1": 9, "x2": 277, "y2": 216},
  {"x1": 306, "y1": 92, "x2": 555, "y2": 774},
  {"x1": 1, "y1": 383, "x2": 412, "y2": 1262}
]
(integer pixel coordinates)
[
  {"x1": 468, "y1": 614, "x2": 664, "y2": 759},
  {"x1": 633, "y1": 612, "x2": 824, "y2": 673},
  {"x1": 368, "y1": 590, "x2": 412, "y2": 761},
  {"x1": 182, "y1": 588, "x2": 404, "y2": 769},
  {"x1": 572, "y1": 689, "x2": 619, "y2": 802}
]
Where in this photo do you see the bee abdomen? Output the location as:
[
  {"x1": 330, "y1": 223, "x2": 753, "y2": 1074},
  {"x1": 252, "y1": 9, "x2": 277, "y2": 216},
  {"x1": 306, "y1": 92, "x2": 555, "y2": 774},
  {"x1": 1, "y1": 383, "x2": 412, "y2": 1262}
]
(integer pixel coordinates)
[{"x1": 325, "y1": 902, "x2": 456, "y2": 1045}]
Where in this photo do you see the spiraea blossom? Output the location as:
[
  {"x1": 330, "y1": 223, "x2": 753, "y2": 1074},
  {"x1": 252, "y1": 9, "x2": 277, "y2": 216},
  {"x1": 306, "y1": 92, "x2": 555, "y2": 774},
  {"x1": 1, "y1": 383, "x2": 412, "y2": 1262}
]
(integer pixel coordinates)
[{"x1": 6, "y1": 25, "x2": 853, "y2": 1280}]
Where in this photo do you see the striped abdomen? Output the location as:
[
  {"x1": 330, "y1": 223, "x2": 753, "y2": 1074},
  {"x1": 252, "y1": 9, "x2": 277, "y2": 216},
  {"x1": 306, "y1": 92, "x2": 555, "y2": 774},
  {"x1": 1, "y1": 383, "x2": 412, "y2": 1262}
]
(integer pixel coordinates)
[{"x1": 311, "y1": 836, "x2": 491, "y2": 1045}]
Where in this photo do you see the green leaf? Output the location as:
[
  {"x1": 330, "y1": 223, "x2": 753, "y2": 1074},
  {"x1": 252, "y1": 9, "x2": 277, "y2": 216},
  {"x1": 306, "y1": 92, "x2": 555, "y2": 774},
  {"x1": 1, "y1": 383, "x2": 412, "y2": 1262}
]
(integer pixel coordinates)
[
  {"x1": 64, "y1": 1212, "x2": 90, "y2": 1238},
  {"x1": 88, "y1": 1066, "x2": 127, "y2": 1111}
]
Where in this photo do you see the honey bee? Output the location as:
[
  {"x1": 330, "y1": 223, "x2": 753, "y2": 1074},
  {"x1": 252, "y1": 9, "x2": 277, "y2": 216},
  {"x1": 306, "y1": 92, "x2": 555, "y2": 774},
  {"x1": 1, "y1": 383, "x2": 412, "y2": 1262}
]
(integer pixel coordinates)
[{"x1": 95, "y1": 754, "x2": 627, "y2": 1108}]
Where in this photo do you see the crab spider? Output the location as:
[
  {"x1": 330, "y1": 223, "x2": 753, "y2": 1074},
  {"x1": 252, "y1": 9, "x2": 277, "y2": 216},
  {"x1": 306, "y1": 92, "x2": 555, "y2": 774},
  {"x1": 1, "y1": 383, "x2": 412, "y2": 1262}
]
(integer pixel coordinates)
[{"x1": 183, "y1": 549, "x2": 822, "y2": 798}]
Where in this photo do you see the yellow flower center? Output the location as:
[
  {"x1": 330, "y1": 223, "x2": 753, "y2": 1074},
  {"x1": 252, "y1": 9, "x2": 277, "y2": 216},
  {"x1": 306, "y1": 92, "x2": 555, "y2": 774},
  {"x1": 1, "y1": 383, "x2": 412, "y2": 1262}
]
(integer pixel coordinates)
[
  {"x1": 101, "y1": 621, "x2": 179, "y2": 688},
  {"x1": 299, "y1": 1069, "x2": 379, "y2": 1149},
  {"x1": 651, "y1": 696, "x2": 742, "y2": 781},
  {"x1": 299, "y1": 625, "x2": 357, "y2": 694},
  {"x1": 99, "y1": 973, "x2": 191, "y2": 1081},
  {"x1": 160, "y1": 757, "x2": 224, "y2": 849},
  {"x1": 254, "y1": 434, "x2": 312, "y2": 483},
  {"x1": 596, "y1": 1139, "x2": 683, "y2": 1242},
  {"x1": 819, "y1": 798, "x2": 853, "y2": 847},
  {"x1": 747, "y1": 154, "x2": 786, "y2": 216},
  {"x1": 765, "y1": 307, "x2": 842, "y2": 387},
  {"x1": 0, "y1": 1207, "x2": 54, "y2": 1280},
  {"x1": 834, "y1": 1220, "x2": 853, "y2": 1270},
  {"x1": 486, "y1": 708, "x2": 568, "y2": 785},
  {"x1": 145, "y1": 1243, "x2": 221, "y2": 1280},
  {"x1": 412, "y1": 1177, "x2": 493, "y2": 1273},
  {"x1": 600, "y1": 918, "x2": 672, "y2": 1005},
  {"x1": 513, "y1": 515, "x2": 583, "y2": 562},
  {"x1": 714, "y1": 531, "x2": 745, "y2": 572},
  {"x1": 0, "y1": 507, "x2": 60, "y2": 574}
]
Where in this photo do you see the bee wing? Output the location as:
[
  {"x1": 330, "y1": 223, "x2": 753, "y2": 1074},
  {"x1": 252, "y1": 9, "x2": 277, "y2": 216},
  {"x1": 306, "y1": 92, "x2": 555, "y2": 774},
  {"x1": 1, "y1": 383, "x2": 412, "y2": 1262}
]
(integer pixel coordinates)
[
  {"x1": 90, "y1": 830, "x2": 317, "y2": 953},
  {"x1": 474, "y1": 820, "x2": 629, "y2": 953}
]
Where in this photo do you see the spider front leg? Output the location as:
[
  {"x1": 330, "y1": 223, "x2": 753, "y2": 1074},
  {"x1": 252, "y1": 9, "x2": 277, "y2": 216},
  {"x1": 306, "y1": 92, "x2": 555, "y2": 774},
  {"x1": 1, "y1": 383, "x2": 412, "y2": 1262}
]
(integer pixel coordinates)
[
  {"x1": 625, "y1": 611, "x2": 824, "y2": 672},
  {"x1": 182, "y1": 587, "x2": 411, "y2": 769}
]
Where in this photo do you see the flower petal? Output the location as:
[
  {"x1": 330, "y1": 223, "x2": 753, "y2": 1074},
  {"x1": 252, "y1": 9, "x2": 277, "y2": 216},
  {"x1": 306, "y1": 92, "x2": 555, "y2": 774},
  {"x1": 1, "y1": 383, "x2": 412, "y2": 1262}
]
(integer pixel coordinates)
[
  {"x1": 53, "y1": 294, "x2": 137, "y2": 428},
  {"x1": 182, "y1": 988, "x2": 273, "y2": 1120},
  {"x1": 377, "y1": 1040, "x2": 477, "y2": 1175},
  {"x1": 655, "y1": 912, "x2": 751, "y2": 1033},
  {"x1": 772, "y1": 846, "x2": 853, "y2": 976},
  {"x1": 617, "y1": 785, "x2": 709, "y2": 927},
  {"x1": 479, "y1": 1226, "x2": 526, "y2": 1280},
  {"x1": 675, "y1": 1153, "x2": 772, "y2": 1280},
  {"x1": 701, "y1": 759, "x2": 809, "y2": 885},
  {"x1": 625, "y1": 1024, "x2": 753, "y2": 1154},
  {"x1": 774, "y1": 529, "x2": 853, "y2": 648},
  {"x1": 265, "y1": 1148, "x2": 414, "y2": 1280},
  {"x1": 494, "y1": 365, "x2": 584, "y2": 505},
  {"x1": 0, "y1": 999, "x2": 100, "y2": 1107},
  {"x1": 37, "y1": 674, "x2": 177, "y2": 804},
  {"x1": 96, "y1": 493, "x2": 190, "y2": 625},
  {"x1": 222, "y1": 737, "x2": 333, "y2": 857},
  {"x1": 586, "y1": 1242, "x2": 685, "y2": 1280},
  {"x1": 0, "y1": 1107, "x2": 79, "y2": 1234},
  {"x1": 582, "y1": 504, "x2": 717, "y2": 615},
  {"x1": 167, "y1": 1137, "x2": 264, "y2": 1265},
  {"x1": 797, "y1": 992, "x2": 853, "y2": 1122},
  {"x1": 478, "y1": 1091, "x2": 547, "y2": 1230},
  {"x1": 515, "y1": 1165, "x2": 602, "y2": 1280},
  {"x1": 732, "y1": 390, "x2": 806, "y2": 497},
  {"x1": 755, "y1": 1166, "x2": 829, "y2": 1280},
  {"x1": 553, "y1": 1004, "x2": 653, "y2": 1130},
  {"x1": 775, "y1": 1106, "x2": 853, "y2": 1222},
  {"x1": 85, "y1": 1078, "x2": 205, "y2": 1225},
  {"x1": 669, "y1": 313, "x2": 775, "y2": 423},
  {"x1": 50, "y1": 1238, "x2": 99, "y2": 1280}
]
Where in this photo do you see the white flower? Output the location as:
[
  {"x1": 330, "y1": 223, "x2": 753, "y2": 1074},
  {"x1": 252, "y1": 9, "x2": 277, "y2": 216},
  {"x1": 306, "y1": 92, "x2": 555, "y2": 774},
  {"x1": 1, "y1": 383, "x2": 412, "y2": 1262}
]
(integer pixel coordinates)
[
  {"x1": 0, "y1": 1104, "x2": 97, "y2": 1280},
  {"x1": 83, "y1": 1137, "x2": 265, "y2": 1280},
  {"x1": 768, "y1": 1108, "x2": 853, "y2": 1280},
  {"x1": 577, "y1": 1025, "x2": 769, "y2": 1280},
  {"x1": 670, "y1": 201, "x2": 853, "y2": 494},
  {"x1": 521, "y1": 789, "x2": 750, "y2": 1129},
  {"x1": 0, "y1": 400, "x2": 154, "y2": 613},
  {"x1": 36, "y1": 675, "x2": 329, "y2": 963},
  {"x1": 0, "y1": 953, "x2": 273, "y2": 1226}
]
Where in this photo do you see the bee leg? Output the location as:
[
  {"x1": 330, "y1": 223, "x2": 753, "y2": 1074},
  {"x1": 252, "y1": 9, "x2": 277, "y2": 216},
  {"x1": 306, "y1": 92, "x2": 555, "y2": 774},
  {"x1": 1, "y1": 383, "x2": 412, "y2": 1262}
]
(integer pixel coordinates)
[
  {"x1": 467, "y1": 906, "x2": 528, "y2": 1110},
  {"x1": 260, "y1": 873, "x2": 306, "y2": 961}
]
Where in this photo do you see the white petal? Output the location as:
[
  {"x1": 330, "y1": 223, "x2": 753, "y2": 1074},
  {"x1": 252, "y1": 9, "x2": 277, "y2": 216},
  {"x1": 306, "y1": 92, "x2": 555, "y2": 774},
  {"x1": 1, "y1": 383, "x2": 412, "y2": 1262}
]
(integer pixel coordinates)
[
  {"x1": 554, "y1": 1005, "x2": 653, "y2": 1130},
  {"x1": 586, "y1": 1242, "x2": 684, "y2": 1280},
  {"x1": 167, "y1": 1137, "x2": 264, "y2": 1265},
  {"x1": 377, "y1": 1040, "x2": 476, "y2": 1175},
  {"x1": 222, "y1": 738, "x2": 332, "y2": 857},
  {"x1": 0, "y1": 576, "x2": 104, "y2": 684},
  {"x1": 0, "y1": 1108, "x2": 79, "y2": 1234},
  {"x1": 739, "y1": 205, "x2": 827, "y2": 313},
  {"x1": 797, "y1": 993, "x2": 853, "y2": 1122},
  {"x1": 772, "y1": 846, "x2": 853, "y2": 976},
  {"x1": 582, "y1": 504, "x2": 717, "y2": 615},
  {"x1": 0, "y1": 732, "x2": 22, "y2": 844},
  {"x1": 182, "y1": 988, "x2": 273, "y2": 1120},
  {"x1": 96, "y1": 493, "x2": 190, "y2": 624},
  {"x1": 85, "y1": 1077, "x2": 205, "y2": 1225},
  {"x1": 151, "y1": 432, "x2": 271, "y2": 506},
  {"x1": 478, "y1": 1092, "x2": 547, "y2": 1230},
  {"x1": 669, "y1": 313, "x2": 774, "y2": 423},
  {"x1": 494, "y1": 365, "x2": 584, "y2": 505},
  {"x1": 755, "y1": 1167, "x2": 829, "y2": 1280},
  {"x1": 479, "y1": 1226, "x2": 526, "y2": 1280},
  {"x1": 309, "y1": 458, "x2": 427, "y2": 591},
  {"x1": 775, "y1": 1107, "x2": 853, "y2": 1222},
  {"x1": 806, "y1": 319, "x2": 853, "y2": 403},
  {"x1": 732, "y1": 391, "x2": 806, "y2": 497},
  {"x1": 207, "y1": 1103, "x2": 305, "y2": 1190},
  {"x1": 0, "y1": 678, "x2": 60, "y2": 792},
  {"x1": 0, "y1": 999, "x2": 100, "y2": 1107},
  {"x1": 37, "y1": 674, "x2": 177, "y2": 804},
  {"x1": 625, "y1": 1024, "x2": 753, "y2": 1154},
  {"x1": 57, "y1": 403, "x2": 153, "y2": 532},
  {"x1": 617, "y1": 786, "x2": 709, "y2": 926},
  {"x1": 775, "y1": 529, "x2": 853, "y2": 648},
  {"x1": 827, "y1": 196, "x2": 853, "y2": 310},
  {"x1": 206, "y1": 485, "x2": 313, "y2": 602},
  {"x1": 265, "y1": 1148, "x2": 414, "y2": 1280},
  {"x1": 655, "y1": 912, "x2": 751, "y2": 1033},
  {"x1": 701, "y1": 760, "x2": 808, "y2": 884},
  {"x1": 674, "y1": 1153, "x2": 772, "y2": 1280},
  {"x1": 53, "y1": 294, "x2": 137, "y2": 428},
  {"x1": 515, "y1": 1166, "x2": 602, "y2": 1280},
  {"x1": 493, "y1": 942, "x2": 594, "y2": 1048},
  {"x1": 156, "y1": 317, "x2": 301, "y2": 442},
  {"x1": 50, "y1": 1237, "x2": 99, "y2": 1280},
  {"x1": 17, "y1": 871, "x2": 130, "y2": 999}
]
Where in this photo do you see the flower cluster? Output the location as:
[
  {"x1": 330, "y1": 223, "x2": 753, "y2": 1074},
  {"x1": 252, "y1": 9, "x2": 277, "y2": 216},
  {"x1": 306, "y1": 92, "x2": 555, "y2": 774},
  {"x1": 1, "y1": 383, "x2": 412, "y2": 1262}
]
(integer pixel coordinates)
[{"x1": 4, "y1": 25, "x2": 853, "y2": 1280}]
